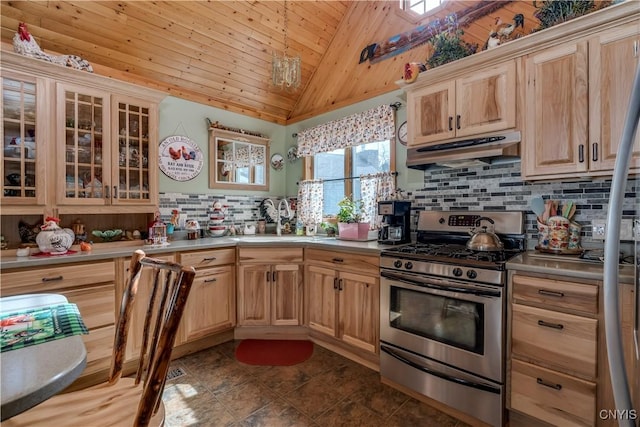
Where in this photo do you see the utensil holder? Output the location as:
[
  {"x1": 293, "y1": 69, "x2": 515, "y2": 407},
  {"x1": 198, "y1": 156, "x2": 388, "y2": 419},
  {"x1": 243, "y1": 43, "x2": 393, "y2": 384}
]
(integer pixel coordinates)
[{"x1": 547, "y1": 216, "x2": 570, "y2": 250}]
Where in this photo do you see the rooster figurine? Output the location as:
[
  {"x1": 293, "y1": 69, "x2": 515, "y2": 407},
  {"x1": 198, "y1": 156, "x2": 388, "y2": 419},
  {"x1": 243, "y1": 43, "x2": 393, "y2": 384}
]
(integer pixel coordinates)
[
  {"x1": 13, "y1": 23, "x2": 93, "y2": 72},
  {"x1": 483, "y1": 14, "x2": 525, "y2": 50},
  {"x1": 35, "y1": 217, "x2": 75, "y2": 254}
]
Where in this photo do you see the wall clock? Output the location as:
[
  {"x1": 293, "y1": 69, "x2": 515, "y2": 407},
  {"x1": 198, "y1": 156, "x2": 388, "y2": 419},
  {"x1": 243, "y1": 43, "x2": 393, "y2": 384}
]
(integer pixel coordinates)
[
  {"x1": 158, "y1": 135, "x2": 203, "y2": 181},
  {"x1": 397, "y1": 121, "x2": 408, "y2": 146}
]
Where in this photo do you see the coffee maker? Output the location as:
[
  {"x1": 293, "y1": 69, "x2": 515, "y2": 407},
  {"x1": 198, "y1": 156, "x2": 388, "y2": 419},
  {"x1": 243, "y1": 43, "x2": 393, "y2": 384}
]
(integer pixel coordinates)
[{"x1": 378, "y1": 200, "x2": 411, "y2": 245}]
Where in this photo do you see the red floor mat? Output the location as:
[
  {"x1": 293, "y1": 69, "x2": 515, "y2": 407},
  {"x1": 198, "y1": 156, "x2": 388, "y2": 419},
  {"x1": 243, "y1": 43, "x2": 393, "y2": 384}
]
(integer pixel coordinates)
[{"x1": 235, "y1": 339, "x2": 314, "y2": 366}]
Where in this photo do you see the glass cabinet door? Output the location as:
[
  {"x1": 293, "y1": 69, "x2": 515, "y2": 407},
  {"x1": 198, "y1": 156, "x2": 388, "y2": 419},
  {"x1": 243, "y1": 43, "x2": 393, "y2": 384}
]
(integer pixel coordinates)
[
  {"x1": 58, "y1": 83, "x2": 109, "y2": 205},
  {"x1": 1, "y1": 73, "x2": 45, "y2": 206},
  {"x1": 114, "y1": 99, "x2": 153, "y2": 204}
]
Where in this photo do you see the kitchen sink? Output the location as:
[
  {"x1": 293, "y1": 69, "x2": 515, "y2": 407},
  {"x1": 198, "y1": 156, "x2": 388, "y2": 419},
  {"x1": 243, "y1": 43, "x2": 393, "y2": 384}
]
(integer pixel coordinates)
[{"x1": 231, "y1": 235, "x2": 329, "y2": 243}]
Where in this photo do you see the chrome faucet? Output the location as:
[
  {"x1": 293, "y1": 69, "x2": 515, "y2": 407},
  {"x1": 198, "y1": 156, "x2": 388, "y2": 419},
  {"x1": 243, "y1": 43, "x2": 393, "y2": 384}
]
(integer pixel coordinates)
[{"x1": 276, "y1": 198, "x2": 292, "y2": 236}]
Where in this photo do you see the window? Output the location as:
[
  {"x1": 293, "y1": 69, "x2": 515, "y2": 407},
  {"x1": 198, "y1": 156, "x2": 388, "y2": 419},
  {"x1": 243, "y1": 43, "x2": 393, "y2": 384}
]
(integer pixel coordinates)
[
  {"x1": 313, "y1": 140, "x2": 392, "y2": 216},
  {"x1": 402, "y1": 0, "x2": 442, "y2": 16}
]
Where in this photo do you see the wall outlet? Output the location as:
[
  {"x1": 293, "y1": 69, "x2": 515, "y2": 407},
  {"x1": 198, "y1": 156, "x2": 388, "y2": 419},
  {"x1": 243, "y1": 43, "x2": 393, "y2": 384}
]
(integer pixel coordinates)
[
  {"x1": 592, "y1": 220, "x2": 606, "y2": 240},
  {"x1": 620, "y1": 219, "x2": 634, "y2": 241}
]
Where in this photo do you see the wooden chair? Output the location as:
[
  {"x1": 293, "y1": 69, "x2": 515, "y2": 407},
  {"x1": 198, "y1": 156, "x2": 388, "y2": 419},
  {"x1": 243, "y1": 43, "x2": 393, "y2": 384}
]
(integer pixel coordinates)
[{"x1": 5, "y1": 249, "x2": 196, "y2": 427}]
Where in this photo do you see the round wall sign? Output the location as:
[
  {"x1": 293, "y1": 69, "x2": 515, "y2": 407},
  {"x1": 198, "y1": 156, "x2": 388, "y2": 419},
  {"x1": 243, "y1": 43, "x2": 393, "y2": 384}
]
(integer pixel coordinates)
[{"x1": 158, "y1": 135, "x2": 203, "y2": 181}]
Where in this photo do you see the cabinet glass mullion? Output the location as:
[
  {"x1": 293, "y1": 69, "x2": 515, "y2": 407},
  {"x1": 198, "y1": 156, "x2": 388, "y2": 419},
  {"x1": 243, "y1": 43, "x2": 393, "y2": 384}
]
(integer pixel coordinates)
[
  {"x1": 64, "y1": 90, "x2": 104, "y2": 200},
  {"x1": 117, "y1": 102, "x2": 149, "y2": 201},
  {"x1": 1, "y1": 77, "x2": 38, "y2": 200}
]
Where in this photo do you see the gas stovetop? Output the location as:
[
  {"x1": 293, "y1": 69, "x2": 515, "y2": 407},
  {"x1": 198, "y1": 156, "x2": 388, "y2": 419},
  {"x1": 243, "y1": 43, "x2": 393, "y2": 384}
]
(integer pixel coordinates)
[{"x1": 379, "y1": 211, "x2": 527, "y2": 285}]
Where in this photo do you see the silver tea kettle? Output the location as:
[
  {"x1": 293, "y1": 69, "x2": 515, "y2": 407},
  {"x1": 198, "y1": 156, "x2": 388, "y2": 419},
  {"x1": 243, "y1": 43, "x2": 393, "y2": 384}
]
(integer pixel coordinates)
[{"x1": 467, "y1": 217, "x2": 504, "y2": 252}]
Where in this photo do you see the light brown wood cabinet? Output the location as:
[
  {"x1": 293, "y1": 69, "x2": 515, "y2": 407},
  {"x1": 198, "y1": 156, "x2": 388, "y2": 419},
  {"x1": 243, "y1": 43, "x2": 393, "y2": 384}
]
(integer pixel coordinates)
[
  {"x1": 236, "y1": 247, "x2": 303, "y2": 326},
  {"x1": 406, "y1": 60, "x2": 516, "y2": 147},
  {"x1": 177, "y1": 248, "x2": 236, "y2": 344},
  {"x1": 508, "y1": 272, "x2": 599, "y2": 427},
  {"x1": 304, "y1": 249, "x2": 379, "y2": 355},
  {"x1": 1, "y1": 261, "x2": 116, "y2": 388},
  {"x1": 522, "y1": 23, "x2": 640, "y2": 180},
  {"x1": 1, "y1": 51, "x2": 164, "y2": 216}
]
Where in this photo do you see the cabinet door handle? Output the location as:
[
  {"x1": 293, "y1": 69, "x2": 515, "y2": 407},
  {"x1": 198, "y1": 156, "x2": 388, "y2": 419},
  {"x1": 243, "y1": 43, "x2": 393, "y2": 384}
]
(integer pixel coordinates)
[
  {"x1": 332, "y1": 257, "x2": 344, "y2": 263},
  {"x1": 456, "y1": 115, "x2": 461, "y2": 130},
  {"x1": 113, "y1": 186, "x2": 118, "y2": 199},
  {"x1": 578, "y1": 144, "x2": 585, "y2": 163},
  {"x1": 266, "y1": 271, "x2": 270, "y2": 282},
  {"x1": 204, "y1": 278, "x2": 217, "y2": 283},
  {"x1": 536, "y1": 377, "x2": 562, "y2": 390},
  {"x1": 333, "y1": 277, "x2": 338, "y2": 290},
  {"x1": 448, "y1": 116, "x2": 453, "y2": 131},
  {"x1": 42, "y1": 275, "x2": 63, "y2": 282},
  {"x1": 592, "y1": 143, "x2": 598, "y2": 162},
  {"x1": 272, "y1": 271, "x2": 277, "y2": 282},
  {"x1": 537, "y1": 319, "x2": 564, "y2": 330},
  {"x1": 203, "y1": 257, "x2": 217, "y2": 261},
  {"x1": 105, "y1": 185, "x2": 110, "y2": 199},
  {"x1": 338, "y1": 278, "x2": 343, "y2": 291},
  {"x1": 538, "y1": 289, "x2": 564, "y2": 298}
]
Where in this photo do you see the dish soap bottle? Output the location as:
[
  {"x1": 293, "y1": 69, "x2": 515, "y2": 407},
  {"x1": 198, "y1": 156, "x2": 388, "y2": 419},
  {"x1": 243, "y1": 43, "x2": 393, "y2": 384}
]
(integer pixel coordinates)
[{"x1": 296, "y1": 219, "x2": 304, "y2": 236}]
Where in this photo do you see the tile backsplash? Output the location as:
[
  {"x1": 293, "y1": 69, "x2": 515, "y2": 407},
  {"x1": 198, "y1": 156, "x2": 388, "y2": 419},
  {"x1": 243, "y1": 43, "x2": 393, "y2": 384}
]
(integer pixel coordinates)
[
  {"x1": 161, "y1": 161, "x2": 638, "y2": 249},
  {"x1": 409, "y1": 161, "x2": 639, "y2": 249}
]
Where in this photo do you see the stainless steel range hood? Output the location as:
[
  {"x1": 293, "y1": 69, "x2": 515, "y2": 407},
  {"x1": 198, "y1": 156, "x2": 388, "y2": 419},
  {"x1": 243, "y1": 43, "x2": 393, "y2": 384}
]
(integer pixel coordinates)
[{"x1": 406, "y1": 131, "x2": 521, "y2": 169}]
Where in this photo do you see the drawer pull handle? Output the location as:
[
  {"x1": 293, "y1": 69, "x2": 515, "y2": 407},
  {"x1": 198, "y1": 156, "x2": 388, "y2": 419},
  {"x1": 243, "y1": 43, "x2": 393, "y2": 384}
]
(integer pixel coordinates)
[
  {"x1": 204, "y1": 278, "x2": 217, "y2": 283},
  {"x1": 333, "y1": 277, "x2": 338, "y2": 290},
  {"x1": 538, "y1": 320, "x2": 564, "y2": 330},
  {"x1": 272, "y1": 271, "x2": 277, "y2": 282},
  {"x1": 42, "y1": 275, "x2": 63, "y2": 282},
  {"x1": 538, "y1": 289, "x2": 565, "y2": 298},
  {"x1": 332, "y1": 258, "x2": 344, "y2": 263},
  {"x1": 536, "y1": 378, "x2": 562, "y2": 390},
  {"x1": 203, "y1": 257, "x2": 217, "y2": 261}
]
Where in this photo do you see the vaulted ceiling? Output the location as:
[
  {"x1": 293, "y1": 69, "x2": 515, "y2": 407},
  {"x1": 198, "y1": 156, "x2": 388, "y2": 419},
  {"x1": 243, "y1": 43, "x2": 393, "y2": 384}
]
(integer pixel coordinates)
[{"x1": 0, "y1": 1, "x2": 544, "y2": 125}]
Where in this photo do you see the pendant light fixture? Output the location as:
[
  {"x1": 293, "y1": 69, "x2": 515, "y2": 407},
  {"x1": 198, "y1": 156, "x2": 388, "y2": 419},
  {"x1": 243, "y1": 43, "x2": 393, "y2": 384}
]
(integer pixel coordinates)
[{"x1": 272, "y1": 0, "x2": 301, "y2": 91}]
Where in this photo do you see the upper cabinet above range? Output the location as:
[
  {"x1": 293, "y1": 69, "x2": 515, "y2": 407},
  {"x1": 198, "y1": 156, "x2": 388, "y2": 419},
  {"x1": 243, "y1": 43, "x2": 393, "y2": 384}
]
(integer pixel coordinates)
[
  {"x1": 406, "y1": 60, "x2": 517, "y2": 147},
  {"x1": 1, "y1": 52, "x2": 166, "y2": 215}
]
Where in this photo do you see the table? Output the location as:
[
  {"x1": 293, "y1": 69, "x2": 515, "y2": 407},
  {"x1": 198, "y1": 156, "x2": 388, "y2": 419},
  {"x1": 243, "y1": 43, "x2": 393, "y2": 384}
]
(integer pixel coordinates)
[{"x1": 0, "y1": 294, "x2": 87, "y2": 421}]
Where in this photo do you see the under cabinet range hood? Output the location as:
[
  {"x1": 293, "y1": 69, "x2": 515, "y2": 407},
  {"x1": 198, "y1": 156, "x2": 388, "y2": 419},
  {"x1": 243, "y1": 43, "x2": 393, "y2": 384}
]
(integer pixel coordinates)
[{"x1": 406, "y1": 131, "x2": 521, "y2": 169}]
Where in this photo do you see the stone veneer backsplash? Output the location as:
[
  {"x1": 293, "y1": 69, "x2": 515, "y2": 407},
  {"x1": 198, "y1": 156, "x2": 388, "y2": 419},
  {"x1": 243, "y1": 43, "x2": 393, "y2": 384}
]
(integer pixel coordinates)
[{"x1": 160, "y1": 161, "x2": 638, "y2": 249}]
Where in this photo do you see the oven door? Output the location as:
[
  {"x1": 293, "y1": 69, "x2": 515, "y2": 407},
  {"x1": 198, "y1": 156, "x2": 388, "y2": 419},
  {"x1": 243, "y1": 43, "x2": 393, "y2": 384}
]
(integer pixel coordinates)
[{"x1": 380, "y1": 270, "x2": 504, "y2": 382}]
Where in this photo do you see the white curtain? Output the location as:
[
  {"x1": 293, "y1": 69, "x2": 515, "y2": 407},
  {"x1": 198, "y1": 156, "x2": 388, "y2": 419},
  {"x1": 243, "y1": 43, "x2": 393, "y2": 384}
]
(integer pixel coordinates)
[
  {"x1": 297, "y1": 179, "x2": 324, "y2": 225},
  {"x1": 296, "y1": 104, "x2": 395, "y2": 157},
  {"x1": 360, "y1": 172, "x2": 396, "y2": 229}
]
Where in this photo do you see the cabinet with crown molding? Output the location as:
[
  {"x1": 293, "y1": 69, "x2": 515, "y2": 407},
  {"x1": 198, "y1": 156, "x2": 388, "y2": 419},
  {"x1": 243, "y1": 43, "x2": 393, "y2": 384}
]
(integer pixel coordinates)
[{"x1": 1, "y1": 51, "x2": 165, "y2": 216}]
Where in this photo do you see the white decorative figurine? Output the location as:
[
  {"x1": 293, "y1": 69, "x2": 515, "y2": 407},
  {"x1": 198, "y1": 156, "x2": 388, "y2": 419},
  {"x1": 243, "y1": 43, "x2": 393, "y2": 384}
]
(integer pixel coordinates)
[{"x1": 36, "y1": 217, "x2": 75, "y2": 254}]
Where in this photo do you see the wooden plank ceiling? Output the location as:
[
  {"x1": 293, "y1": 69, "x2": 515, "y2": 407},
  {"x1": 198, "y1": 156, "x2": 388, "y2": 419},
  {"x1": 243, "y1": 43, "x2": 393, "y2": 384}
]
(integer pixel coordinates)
[{"x1": 1, "y1": 1, "x2": 546, "y2": 125}]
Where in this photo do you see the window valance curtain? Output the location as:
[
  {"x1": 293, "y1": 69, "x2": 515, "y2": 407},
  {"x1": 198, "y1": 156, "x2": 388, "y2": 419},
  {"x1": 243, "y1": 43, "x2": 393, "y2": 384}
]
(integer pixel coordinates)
[{"x1": 296, "y1": 104, "x2": 395, "y2": 157}]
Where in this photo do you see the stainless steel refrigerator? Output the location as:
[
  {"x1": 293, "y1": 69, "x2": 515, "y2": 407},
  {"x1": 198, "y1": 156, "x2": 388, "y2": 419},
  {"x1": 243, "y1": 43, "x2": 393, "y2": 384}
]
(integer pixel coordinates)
[{"x1": 604, "y1": 65, "x2": 640, "y2": 427}]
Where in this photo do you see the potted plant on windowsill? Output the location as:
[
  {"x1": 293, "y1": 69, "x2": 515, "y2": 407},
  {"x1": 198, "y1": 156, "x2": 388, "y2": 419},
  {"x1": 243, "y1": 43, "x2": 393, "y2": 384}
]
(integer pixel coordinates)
[{"x1": 336, "y1": 196, "x2": 370, "y2": 240}]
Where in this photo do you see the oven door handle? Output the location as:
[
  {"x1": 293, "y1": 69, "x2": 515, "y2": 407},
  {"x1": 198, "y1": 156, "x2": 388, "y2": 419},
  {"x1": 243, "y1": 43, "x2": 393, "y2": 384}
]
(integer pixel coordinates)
[
  {"x1": 380, "y1": 345, "x2": 500, "y2": 394},
  {"x1": 381, "y1": 271, "x2": 500, "y2": 298}
]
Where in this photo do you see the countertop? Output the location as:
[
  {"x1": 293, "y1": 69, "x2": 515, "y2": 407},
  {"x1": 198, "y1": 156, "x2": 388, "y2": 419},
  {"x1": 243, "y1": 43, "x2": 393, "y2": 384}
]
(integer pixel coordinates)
[
  {"x1": 507, "y1": 251, "x2": 635, "y2": 284},
  {"x1": 0, "y1": 235, "x2": 387, "y2": 270}
]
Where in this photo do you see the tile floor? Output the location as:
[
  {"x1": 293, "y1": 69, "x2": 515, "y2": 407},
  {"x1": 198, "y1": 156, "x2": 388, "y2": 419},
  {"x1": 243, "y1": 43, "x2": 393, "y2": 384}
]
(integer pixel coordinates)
[{"x1": 162, "y1": 340, "x2": 472, "y2": 426}]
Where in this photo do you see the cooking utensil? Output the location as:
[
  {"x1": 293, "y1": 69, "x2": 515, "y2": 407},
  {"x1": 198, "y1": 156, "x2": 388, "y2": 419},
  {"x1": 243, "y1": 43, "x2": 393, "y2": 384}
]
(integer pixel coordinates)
[
  {"x1": 568, "y1": 203, "x2": 576, "y2": 220},
  {"x1": 466, "y1": 217, "x2": 504, "y2": 251},
  {"x1": 531, "y1": 196, "x2": 545, "y2": 223},
  {"x1": 562, "y1": 201, "x2": 573, "y2": 218}
]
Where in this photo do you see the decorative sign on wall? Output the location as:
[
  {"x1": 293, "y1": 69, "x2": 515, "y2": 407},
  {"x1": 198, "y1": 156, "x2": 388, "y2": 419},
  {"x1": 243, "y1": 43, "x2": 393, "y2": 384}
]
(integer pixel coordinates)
[{"x1": 158, "y1": 135, "x2": 203, "y2": 181}]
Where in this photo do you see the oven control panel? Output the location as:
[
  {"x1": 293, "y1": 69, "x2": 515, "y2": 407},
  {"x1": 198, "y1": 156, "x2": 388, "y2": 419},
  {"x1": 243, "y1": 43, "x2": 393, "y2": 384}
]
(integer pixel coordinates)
[{"x1": 447, "y1": 215, "x2": 481, "y2": 227}]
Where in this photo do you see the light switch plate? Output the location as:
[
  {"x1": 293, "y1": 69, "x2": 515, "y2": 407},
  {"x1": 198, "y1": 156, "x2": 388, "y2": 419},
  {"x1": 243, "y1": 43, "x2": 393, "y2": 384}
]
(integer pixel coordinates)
[{"x1": 592, "y1": 220, "x2": 606, "y2": 240}]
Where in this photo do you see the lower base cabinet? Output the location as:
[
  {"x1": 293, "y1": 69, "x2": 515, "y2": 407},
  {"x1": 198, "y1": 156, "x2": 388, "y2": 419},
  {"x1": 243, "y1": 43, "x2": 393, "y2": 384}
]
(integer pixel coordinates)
[{"x1": 305, "y1": 249, "x2": 379, "y2": 355}]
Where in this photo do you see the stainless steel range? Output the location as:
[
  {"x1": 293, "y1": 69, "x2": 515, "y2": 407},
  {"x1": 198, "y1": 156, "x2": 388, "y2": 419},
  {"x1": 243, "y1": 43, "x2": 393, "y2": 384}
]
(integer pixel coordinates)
[{"x1": 380, "y1": 211, "x2": 525, "y2": 427}]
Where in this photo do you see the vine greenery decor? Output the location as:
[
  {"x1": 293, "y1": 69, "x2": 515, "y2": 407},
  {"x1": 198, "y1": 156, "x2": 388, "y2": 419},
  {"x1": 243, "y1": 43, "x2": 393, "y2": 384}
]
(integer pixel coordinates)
[
  {"x1": 533, "y1": 0, "x2": 612, "y2": 31},
  {"x1": 425, "y1": 13, "x2": 478, "y2": 69}
]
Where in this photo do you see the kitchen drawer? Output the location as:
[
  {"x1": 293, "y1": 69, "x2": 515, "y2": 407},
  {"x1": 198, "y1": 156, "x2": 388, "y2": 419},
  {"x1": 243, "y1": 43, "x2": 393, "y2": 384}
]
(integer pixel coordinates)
[
  {"x1": 512, "y1": 274, "x2": 598, "y2": 314},
  {"x1": 179, "y1": 248, "x2": 235, "y2": 269},
  {"x1": 511, "y1": 303, "x2": 597, "y2": 379},
  {"x1": 1, "y1": 261, "x2": 116, "y2": 296},
  {"x1": 305, "y1": 248, "x2": 378, "y2": 273},
  {"x1": 59, "y1": 284, "x2": 115, "y2": 330},
  {"x1": 510, "y1": 359, "x2": 596, "y2": 427},
  {"x1": 238, "y1": 247, "x2": 302, "y2": 264}
]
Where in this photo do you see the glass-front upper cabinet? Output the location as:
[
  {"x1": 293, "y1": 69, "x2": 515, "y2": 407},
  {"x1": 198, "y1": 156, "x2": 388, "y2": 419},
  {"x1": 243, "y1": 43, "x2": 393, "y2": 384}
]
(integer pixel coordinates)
[
  {"x1": 57, "y1": 82, "x2": 110, "y2": 205},
  {"x1": 209, "y1": 128, "x2": 269, "y2": 191},
  {"x1": 1, "y1": 72, "x2": 46, "y2": 208},
  {"x1": 112, "y1": 96, "x2": 157, "y2": 206}
]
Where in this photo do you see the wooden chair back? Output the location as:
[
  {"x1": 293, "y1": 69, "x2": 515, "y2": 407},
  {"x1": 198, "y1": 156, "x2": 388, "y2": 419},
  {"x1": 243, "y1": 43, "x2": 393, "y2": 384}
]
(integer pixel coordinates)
[{"x1": 109, "y1": 249, "x2": 196, "y2": 426}]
